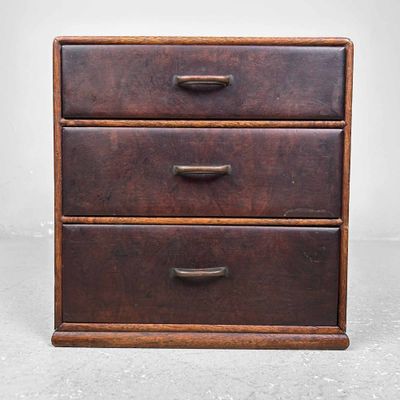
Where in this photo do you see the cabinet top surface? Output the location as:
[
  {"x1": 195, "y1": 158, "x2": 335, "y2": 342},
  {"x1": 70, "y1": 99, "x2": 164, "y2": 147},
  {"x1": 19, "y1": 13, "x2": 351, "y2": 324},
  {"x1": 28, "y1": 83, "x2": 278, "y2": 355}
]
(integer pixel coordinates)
[{"x1": 54, "y1": 36, "x2": 353, "y2": 46}]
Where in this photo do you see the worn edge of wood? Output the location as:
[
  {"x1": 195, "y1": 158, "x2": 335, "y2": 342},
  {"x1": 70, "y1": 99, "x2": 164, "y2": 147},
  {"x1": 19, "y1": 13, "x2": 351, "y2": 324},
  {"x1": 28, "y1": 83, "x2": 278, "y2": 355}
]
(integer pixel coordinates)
[
  {"x1": 51, "y1": 331, "x2": 349, "y2": 349},
  {"x1": 53, "y1": 38, "x2": 63, "y2": 329},
  {"x1": 61, "y1": 217, "x2": 343, "y2": 226},
  {"x1": 60, "y1": 119, "x2": 346, "y2": 128},
  {"x1": 58, "y1": 323, "x2": 342, "y2": 334},
  {"x1": 54, "y1": 36, "x2": 352, "y2": 46},
  {"x1": 338, "y1": 40, "x2": 354, "y2": 331}
]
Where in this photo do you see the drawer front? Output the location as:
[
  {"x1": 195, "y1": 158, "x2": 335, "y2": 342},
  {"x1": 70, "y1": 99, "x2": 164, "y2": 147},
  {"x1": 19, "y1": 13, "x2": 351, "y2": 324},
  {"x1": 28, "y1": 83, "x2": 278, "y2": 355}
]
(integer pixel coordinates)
[
  {"x1": 62, "y1": 225, "x2": 340, "y2": 326},
  {"x1": 61, "y1": 45, "x2": 345, "y2": 120},
  {"x1": 62, "y1": 127, "x2": 343, "y2": 218}
]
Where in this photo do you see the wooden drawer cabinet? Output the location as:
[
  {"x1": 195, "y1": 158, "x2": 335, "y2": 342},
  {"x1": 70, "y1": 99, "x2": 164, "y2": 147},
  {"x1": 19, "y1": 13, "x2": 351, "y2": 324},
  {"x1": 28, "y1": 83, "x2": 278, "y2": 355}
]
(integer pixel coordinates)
[{"x1": 52, "y1": 36, "x2": 353, "y2": 349}]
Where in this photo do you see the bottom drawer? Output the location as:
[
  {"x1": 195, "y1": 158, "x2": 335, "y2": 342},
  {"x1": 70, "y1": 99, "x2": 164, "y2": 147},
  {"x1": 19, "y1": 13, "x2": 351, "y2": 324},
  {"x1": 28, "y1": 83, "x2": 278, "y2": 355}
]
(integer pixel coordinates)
[{"x1": 62, "y1": 225, "x2": 340, "y2": 326}]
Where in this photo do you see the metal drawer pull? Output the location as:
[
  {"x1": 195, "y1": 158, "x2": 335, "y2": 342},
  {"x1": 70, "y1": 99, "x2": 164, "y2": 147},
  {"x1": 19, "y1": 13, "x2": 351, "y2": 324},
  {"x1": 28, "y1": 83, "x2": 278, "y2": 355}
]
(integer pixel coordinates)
[
  {"x1": 171, "y1": 267, "x2": 229, "y2": 279},
  {"x1": 174, "y1": 75, "x2": 232, "y2": 88},
  {"x1": 173, "y1": 165, "x2": 231, "y2": 175}
]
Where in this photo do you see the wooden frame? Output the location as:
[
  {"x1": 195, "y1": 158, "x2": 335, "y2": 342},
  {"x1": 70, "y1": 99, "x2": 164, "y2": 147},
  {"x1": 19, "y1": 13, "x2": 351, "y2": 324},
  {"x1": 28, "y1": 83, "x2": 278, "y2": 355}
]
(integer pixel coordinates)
[{"x1": 52, "y1": 36, "x2": 353, "y2": 349}]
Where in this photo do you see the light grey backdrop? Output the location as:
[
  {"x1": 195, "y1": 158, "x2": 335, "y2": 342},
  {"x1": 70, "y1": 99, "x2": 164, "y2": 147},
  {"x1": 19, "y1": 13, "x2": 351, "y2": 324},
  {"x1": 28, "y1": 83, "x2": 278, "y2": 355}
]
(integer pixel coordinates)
[{"x1": 1, "y1": 0, "x2": 399, "y2": 240}]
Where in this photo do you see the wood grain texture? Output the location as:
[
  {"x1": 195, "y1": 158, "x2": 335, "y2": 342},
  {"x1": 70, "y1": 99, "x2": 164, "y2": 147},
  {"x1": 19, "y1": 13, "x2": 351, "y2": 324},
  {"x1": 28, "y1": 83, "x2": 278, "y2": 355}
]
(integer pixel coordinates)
[
  {"x1": 62, "y1": 127, "x2": 343, "y2": 218},
  {"x1": 59, "y1": 322, "x2": 342, "y2": 334},
  {"x1": 53, "y1": 36, "x2": 353, "y2": 349},
  {"x1": 51, "y1": 331, "x2": 350, "y2": 349},
  {"x1": 338, "y1": 41, "x2": 354, "y2": 331},
  {"x1": 61, "y1": 45, "x2": 345, "y2": 120},
  {"x1": 62, "y1": 225, "x2": 340, "y2": 326},
  {"x1": 339, "y1": 225, "x2": 349, "y2": 331},
  {"x1": 53, "y1": 39, "x2": 62, "y2": 329},
  {"x1": 61, "y1": 217, "x2": 342, "y2": 226},
  {"x1": 60, "y1": 119, "x2": 346, "y2": 128},
  {"x1": 55, "y1": 36, "x2": 352, "y2": 46},
  {"x1": 342, "y1": 41, "x2": 354, "y2": 227}
]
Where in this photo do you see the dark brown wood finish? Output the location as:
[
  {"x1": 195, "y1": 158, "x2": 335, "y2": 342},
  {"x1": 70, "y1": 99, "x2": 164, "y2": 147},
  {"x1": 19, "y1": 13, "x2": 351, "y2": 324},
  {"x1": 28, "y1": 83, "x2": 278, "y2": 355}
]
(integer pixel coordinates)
[
  {"x1": 61, "y1": 216, "x2": 342, "y2": 226},
  {"x1": 61, "y1": 119, "x2": 345, "y2": 128},
  {"x1": 62, "y1": 45, "x2": 345, "y2": 120},
  {"x1": 62, "y1": 225, "x2": 339, "y2": 326},
  {"x1": 62, "y1": 127, "x2": 343, "y2": 218},
  {"x1": 55, "y1": 36, "x2": 352, "y2": 46},
  {"x1": 58, "y1": 323, "x2": 342, "y2": 334},
  {"x1": 338, "y1": 41, "x2": 354, "y2": 330},
  {"x1": 53, "y1": 39, "x2": 62, "y2": 328},
  {"x1": 52, "y1": 331, "x2": 349, "y2": 349},
  {"x1": 53, "y1": 36, "x2": 353, "y2": 349}
]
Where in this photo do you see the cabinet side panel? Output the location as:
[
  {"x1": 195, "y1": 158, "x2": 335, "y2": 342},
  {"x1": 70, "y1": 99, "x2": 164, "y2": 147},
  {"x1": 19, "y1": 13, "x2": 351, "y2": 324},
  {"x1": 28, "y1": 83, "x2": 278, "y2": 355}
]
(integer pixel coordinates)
[
  {"x1": 338, "y1": 41, "x2": 353, "y2": 331},
  {"x1": 53, "y1": 39, "x2": 63, "y2": 328}
]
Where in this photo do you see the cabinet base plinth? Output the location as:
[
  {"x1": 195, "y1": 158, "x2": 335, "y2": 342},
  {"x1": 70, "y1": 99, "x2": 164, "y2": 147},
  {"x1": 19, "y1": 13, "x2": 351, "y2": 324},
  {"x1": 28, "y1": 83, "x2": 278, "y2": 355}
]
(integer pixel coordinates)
[{"x1": 52, "y1": 331, "x2": 349, "y2": 350}]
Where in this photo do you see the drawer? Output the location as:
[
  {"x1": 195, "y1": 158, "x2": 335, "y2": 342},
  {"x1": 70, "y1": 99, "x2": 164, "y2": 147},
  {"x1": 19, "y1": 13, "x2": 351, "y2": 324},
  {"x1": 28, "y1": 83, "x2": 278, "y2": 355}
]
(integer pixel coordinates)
[
  {"x1": 62, "y1": 127, "x2": 343, "y2": 218},
  {"x1": 61, "y1": 45, "x2": 345, "y2": 120},
  {"x1": 62, "y1": 225, "x2": 340, "y2": 326}
]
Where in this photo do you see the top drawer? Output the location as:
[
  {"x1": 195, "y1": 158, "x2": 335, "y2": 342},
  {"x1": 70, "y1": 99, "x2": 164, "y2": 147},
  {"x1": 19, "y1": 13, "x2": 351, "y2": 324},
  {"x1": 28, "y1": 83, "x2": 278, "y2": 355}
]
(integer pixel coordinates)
[{"x1": 61, "y1": 45, "x2": 346, "y2": 120}]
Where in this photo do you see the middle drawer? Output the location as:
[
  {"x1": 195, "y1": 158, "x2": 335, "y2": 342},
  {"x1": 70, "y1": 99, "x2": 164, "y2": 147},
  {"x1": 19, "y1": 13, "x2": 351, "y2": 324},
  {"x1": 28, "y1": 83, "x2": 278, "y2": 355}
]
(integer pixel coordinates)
[{"x1": 62, "y1": 127, "x2": 343, "y2": 218}]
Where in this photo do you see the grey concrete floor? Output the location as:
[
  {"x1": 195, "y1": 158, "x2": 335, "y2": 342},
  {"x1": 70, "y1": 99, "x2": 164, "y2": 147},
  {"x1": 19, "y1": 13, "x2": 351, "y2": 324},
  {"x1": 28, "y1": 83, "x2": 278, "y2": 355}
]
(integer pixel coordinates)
[{"x1": 0, "y1": 237, "x2": 399, "y2": 399}]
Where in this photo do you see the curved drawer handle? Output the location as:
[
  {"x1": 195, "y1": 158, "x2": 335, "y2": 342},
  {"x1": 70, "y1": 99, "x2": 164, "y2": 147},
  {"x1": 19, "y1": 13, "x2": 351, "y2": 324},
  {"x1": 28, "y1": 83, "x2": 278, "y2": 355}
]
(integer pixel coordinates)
[
  {"x1": 173, "y1": 165, "x2": 231, "y2": 176},
  {"x1": 171, "y1": 267, "x2": 229, "y2": 279},
  {"x1": 174, "y1": 75, "x2": 232, "y2": 88}
]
